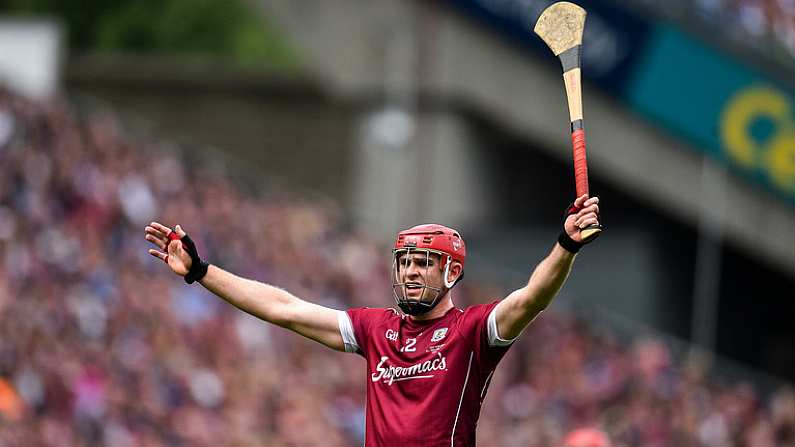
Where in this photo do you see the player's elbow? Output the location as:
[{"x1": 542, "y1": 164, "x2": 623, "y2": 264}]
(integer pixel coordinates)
[{"x1": 258, "y1": 287, "x2": 300, "y2": 328}]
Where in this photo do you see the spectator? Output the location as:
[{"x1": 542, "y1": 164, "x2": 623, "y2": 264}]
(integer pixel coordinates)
[{"x1": 0, "y1": 88, "x2": 790, "y2": 445}]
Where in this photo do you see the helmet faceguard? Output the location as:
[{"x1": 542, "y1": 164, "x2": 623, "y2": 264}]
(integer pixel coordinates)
[{"x1": 391, "y1": 224, "x2": 466, "y2": 316}]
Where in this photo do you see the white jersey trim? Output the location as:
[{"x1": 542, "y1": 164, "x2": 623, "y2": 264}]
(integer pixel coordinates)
[
  {"x1": 451, "y1": 351, "x2": 474, "y2": 446},
  {"x1": 487, "y1": 306, "x2": 529, "y2": 347},
  {"x1": 337, "y1": 310, "x2": 360, "y2": 353},
  {"x1": 481, "y1": 370, "x2": 495, "y2": 399}
]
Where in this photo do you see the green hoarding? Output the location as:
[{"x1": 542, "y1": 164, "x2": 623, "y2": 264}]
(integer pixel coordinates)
[{"x1": 627, "y1": 25, "x2": 795, "y2": 201}]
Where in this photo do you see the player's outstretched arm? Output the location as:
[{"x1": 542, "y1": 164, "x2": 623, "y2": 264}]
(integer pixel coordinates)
[
  {"x1": 144, "y1": 222, "x2": 345, "y2": 352},
  {"x1": 494, "y1": 195, "x2": 600, "y2": 340}
]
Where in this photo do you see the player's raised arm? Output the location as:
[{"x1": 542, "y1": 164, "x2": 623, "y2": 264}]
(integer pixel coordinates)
[
  {"x1": 144, "y1": 222, "x2": 345, "y2": 351},
  {"x1": 493, "y1": 195, "x2": 600, "y2": 340}
]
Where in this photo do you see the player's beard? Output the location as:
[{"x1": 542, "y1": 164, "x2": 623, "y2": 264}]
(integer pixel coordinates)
[{"x1": 395, "y1": 282, "x2": 446, "y2": 316}]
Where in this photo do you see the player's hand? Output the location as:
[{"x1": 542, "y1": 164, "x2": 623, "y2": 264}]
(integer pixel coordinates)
[
  {"x1": 564, "y1": 195, "x2": 600, "y2": 243},
  {"x1": 145, "y1": 222, "x2": 191, "y2": 276}
]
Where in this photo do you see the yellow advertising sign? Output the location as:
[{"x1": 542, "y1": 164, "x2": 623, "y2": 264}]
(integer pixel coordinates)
[{"x1": 721, "y1": 86, "x2": 795, "y2": 194}]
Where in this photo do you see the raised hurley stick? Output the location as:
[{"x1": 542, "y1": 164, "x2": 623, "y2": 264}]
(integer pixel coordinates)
[{"x1": 534, "y1": 1, "x2": 602, "y2": 241}]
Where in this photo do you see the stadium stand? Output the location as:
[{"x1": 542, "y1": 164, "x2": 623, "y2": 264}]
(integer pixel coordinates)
[
  {"x1": 635, "y1": 0, "x2": 795, "y2": 64},
  {"x1": 0, "y1": 89, "x2": 793, "y2": 446}
]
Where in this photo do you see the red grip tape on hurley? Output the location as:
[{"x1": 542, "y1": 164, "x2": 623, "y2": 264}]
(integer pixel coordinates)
[{"x1": 571, "y1": 129, "x2": 589, "y2": 198}]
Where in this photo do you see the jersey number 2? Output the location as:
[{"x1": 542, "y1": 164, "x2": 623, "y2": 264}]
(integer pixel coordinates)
[{"x1": 400, "y1": 338, "x2": 417, "y2": 352}]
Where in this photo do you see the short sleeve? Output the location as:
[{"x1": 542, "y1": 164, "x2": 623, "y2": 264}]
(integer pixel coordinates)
[
  {"x1": 337, "y1": 310, "x2": 359, "y2": 353},
  {"x1": 341, "y1": 307, "x2": 388, "y2": 357},
  {"x1": 458, "y1": 301, "x2": 514, "y2": 370},
  {"x1": 486, "y1": 305, "x2": 522, "y2": 347}
]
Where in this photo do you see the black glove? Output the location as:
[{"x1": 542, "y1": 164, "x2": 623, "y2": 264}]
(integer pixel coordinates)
[
  {"x1": 168, "y1": 231, "x2": 209, "y2": 284},
  {"x1": 557, "y1": 202, "x2": 601, "y2": 254}
]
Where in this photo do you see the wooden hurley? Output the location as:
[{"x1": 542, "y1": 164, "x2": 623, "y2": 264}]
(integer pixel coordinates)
[{"x1": 534, "y1": 1, "x2": 601, "y2": 242}]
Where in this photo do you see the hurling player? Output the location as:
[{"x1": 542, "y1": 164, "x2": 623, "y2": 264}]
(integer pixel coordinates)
[{"x1": 145, "y1": 194, "x2": 600, "y2": 446}]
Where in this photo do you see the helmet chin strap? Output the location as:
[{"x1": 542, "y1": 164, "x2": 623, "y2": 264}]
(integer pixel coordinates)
[{"x1": 397, "y1": 286, "x2": 447, "y2": 316}]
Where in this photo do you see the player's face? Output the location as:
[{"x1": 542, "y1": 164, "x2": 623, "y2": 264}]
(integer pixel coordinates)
[{"x1": 395, "y1": 251, "x2": 444, "y2": 304}]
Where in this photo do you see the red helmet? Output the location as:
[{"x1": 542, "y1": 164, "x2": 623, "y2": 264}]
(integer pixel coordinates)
[
  {"x1": 391, "y1": 224, "x2": 466, "y2": 316},
  {"x1": 393, "y1": 224, "x2": 466, "y2": 268}
]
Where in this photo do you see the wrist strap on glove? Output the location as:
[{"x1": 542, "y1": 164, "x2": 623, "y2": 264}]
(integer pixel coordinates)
[
  {"x1": 557, "y1": 231, "x2": 584, "y2": 254},
  {"x1": 168, "y1": 231, "x2": 209, "y2": 284}
]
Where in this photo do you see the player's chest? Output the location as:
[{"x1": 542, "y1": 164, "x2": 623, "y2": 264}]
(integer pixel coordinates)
[
  {"x1": 368, "y1": 323, "x2": 473, "y2": 387},
  {"x1": 379, "y1": 324, "x2": 456, "y2": 356}
]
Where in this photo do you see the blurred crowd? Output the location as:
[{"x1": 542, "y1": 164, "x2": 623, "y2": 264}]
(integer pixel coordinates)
[
  {"x1": 692, "y1": 0, "x2": 795, "y2": 54},
  {"x1": 0, "y1": 88, "x2": 793, "y2": 446}
]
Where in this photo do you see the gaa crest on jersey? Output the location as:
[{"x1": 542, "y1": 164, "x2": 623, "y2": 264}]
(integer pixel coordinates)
[{"x1": 431, "y1": 328, "x2": 448, "y2": 342}]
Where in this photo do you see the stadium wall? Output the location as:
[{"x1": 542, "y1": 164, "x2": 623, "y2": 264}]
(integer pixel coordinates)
[{"x1": 257, "y1": 0, "x2": 795, "y2": 279}]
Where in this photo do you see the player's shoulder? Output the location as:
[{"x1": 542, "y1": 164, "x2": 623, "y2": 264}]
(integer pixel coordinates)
[
  {"x1": 459, "y1": 300, "x2": 502, "y2": 318},
  {"x1": 451, "y1": 299, "x2": 502, "y2": 332},
  {"x1": 347, "y1": 306, "x2": 402, "y2": 324}
]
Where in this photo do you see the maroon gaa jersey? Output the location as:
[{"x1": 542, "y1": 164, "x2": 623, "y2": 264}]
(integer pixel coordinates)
[{"x1": 337, "y1": 301, "x2": 516, "y2": 447}]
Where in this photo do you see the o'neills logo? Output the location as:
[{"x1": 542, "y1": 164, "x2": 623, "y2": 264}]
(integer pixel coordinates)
[{"x1": 371, "y1": 353, "x2": 447, "y2": 385}]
